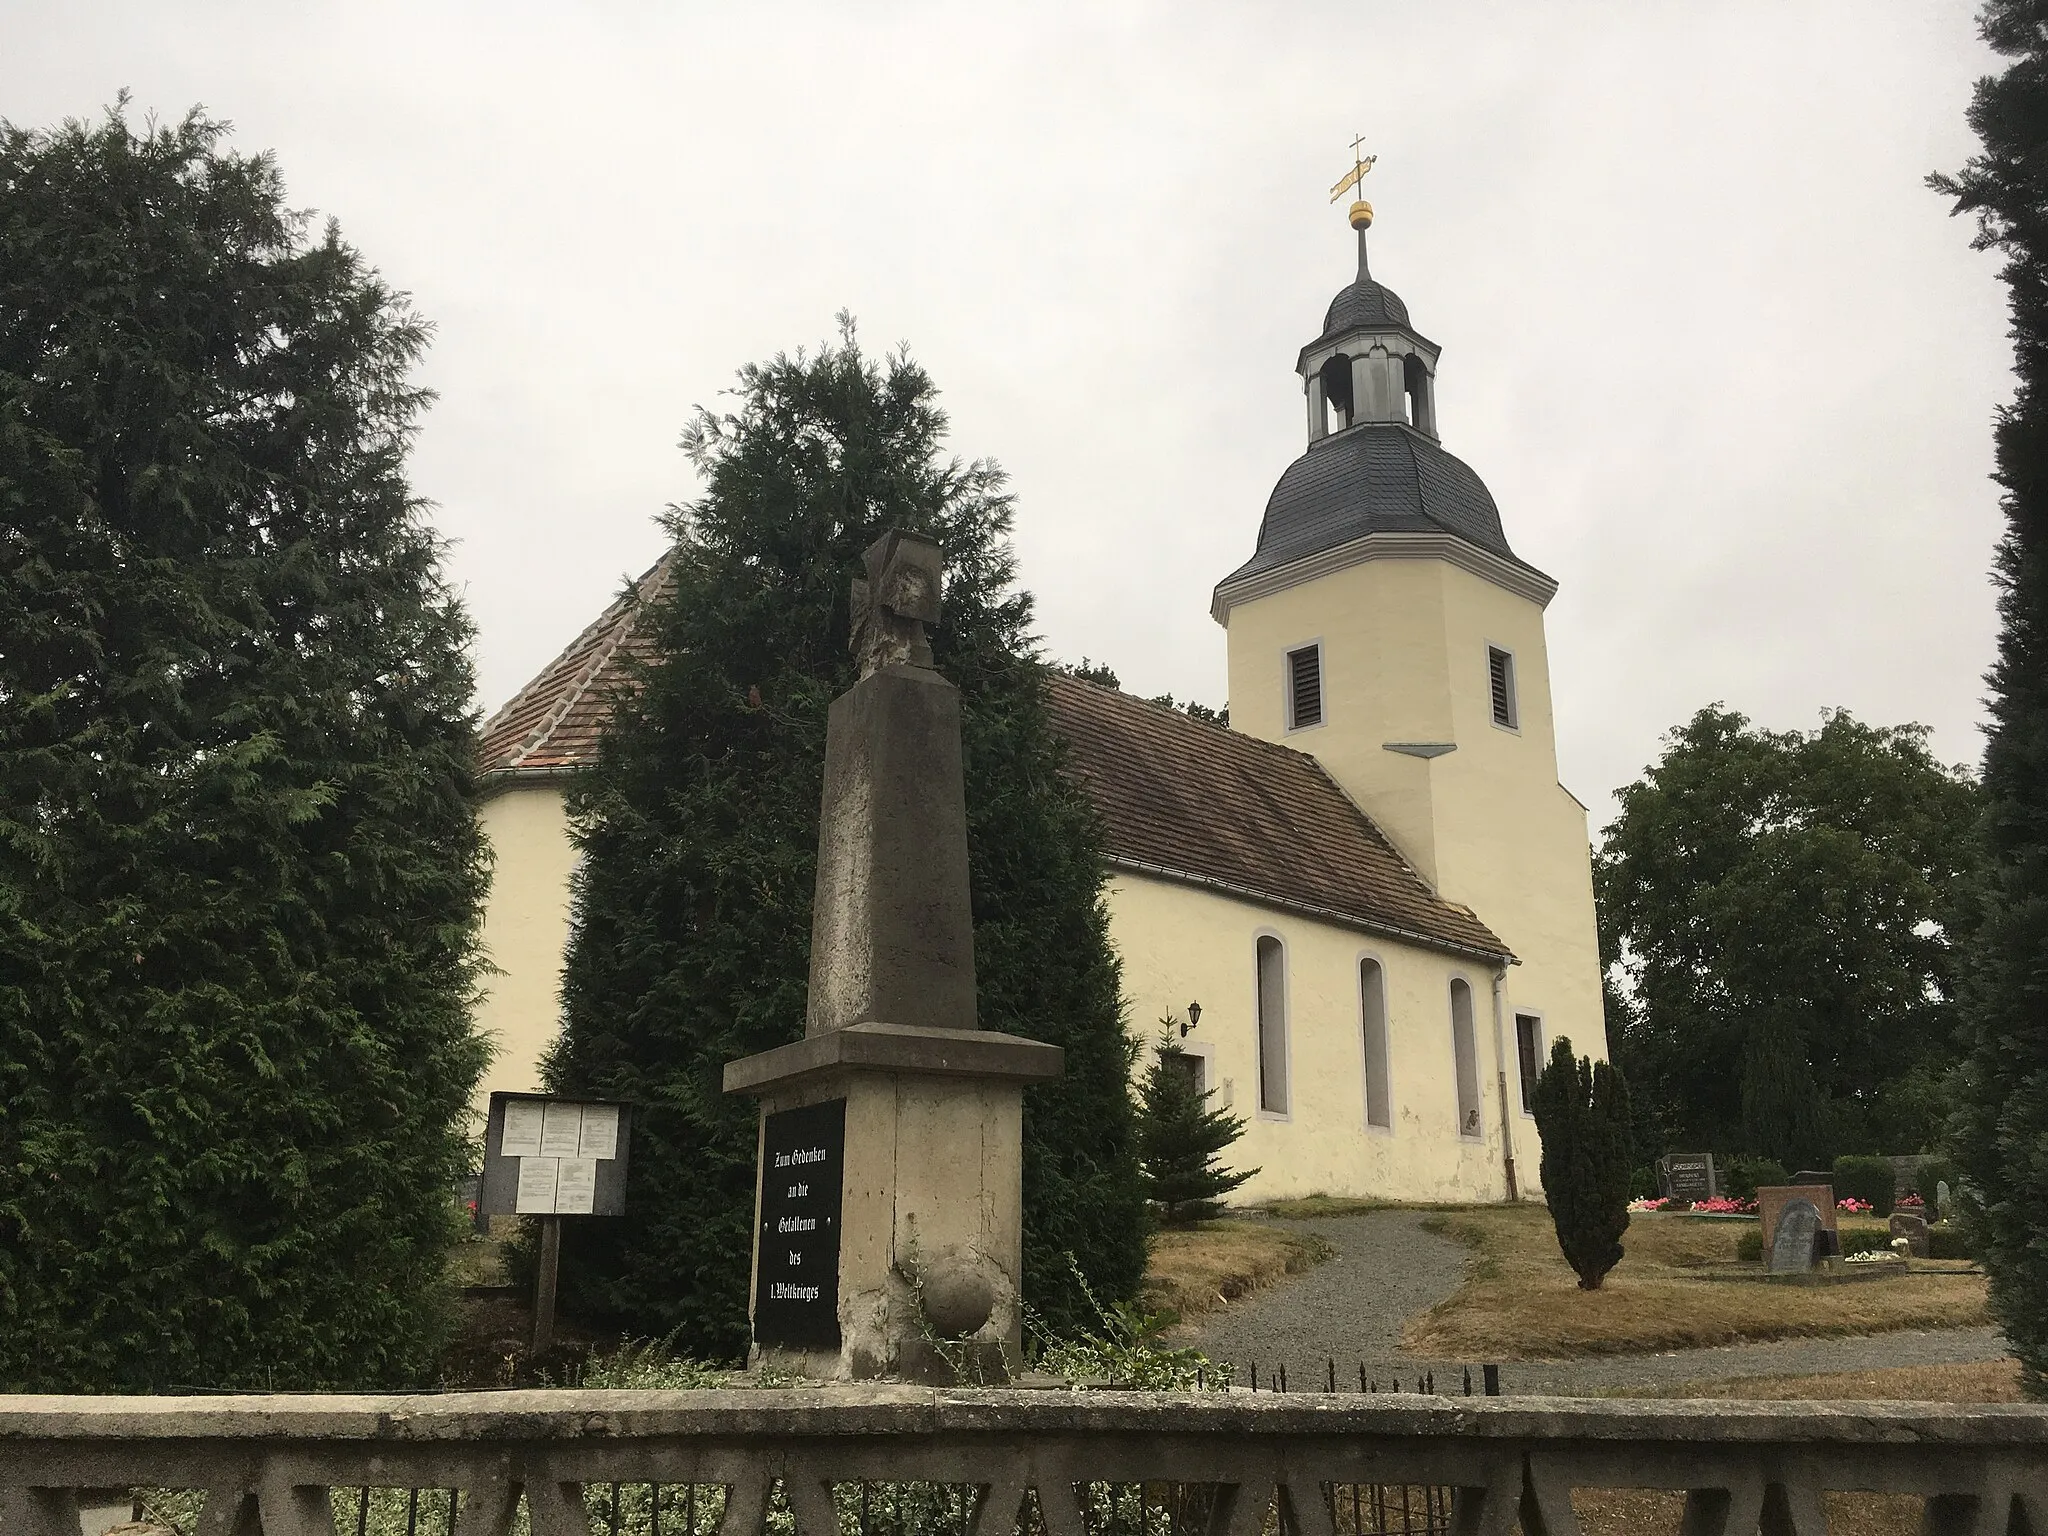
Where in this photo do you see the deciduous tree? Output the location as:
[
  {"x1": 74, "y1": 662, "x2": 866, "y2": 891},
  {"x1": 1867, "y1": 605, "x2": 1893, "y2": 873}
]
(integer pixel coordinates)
[{"x1": 1595, "y1": 707, "x2": 1978, "y2": 1169}]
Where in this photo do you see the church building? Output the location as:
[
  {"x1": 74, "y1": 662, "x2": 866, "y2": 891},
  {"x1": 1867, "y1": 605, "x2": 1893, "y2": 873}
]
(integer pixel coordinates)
[{"x1": 472, "y1": 202, "x2": 1606, "y2": 1206}]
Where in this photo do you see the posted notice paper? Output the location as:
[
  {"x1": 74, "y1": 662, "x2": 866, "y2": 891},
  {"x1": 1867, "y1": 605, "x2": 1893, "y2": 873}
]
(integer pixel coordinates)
[
  {"x1": 501, "y1": 1099, "x2": 544, "y2": 1158},
  {"x1": 578, "y1": 1103, "x2": 620, "y2": 1160},
  {"x1": 555, "y1": 1157, "x2": 598, "y2": 1215},
  {"x1": 515, "y1": 1156, "x2": 560, "y2": 1214},
  {"x1": 539, "y1": 1101, "x2": 584, "y2": 1159}
]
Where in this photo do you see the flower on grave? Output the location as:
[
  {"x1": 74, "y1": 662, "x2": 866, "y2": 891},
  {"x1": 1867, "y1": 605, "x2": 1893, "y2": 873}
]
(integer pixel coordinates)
[
  {"x1": 1897, "y1": 1193, "x2": 1925, "y2": 1207},
  {"x1": 1689, "y1": 1195, "x2": 1757, "y2": 1215},
  {"x1": 1844, "y1": 1248, "x2": 1902, "y2": 1263},
  {"x1": 1838, "y1": 1197, "x2": 1873, "y2": 1212}
]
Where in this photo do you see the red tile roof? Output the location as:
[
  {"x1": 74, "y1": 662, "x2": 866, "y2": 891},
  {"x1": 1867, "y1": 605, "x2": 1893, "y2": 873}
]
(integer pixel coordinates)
[
  {"x1": 477, "y1": 560, "x2": 1508, "y2": 960},
  {"x1": 476, "y1": 554, "x2": 675, "y2": 778},
  {"x1": 1043, "y1": 673, "x2": 1510, "y2": 960}
]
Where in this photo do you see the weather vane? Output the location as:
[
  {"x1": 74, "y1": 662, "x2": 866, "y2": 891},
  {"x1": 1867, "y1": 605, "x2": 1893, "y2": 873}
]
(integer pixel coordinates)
[{"x1": 1329, "y1": 133, "x2": 1377, "y2": 230}]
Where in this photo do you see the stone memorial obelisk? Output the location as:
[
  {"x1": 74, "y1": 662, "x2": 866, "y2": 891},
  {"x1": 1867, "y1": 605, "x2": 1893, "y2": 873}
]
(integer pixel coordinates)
[{"x1": 723, "y1": 530, "x2": 1063, "y2": 1383}]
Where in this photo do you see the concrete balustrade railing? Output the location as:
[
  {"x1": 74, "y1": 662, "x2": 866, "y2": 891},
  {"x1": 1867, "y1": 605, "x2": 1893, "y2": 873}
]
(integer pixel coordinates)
[{"x1": 2, "y1": 1386, "x2": 2045, "y2": 1536}]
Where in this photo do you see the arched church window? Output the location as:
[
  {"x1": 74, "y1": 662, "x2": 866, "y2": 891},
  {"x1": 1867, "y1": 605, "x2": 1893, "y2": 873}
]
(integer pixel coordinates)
[
  {"x1": 1319, "y1": 353, "x2": 1354, "y2": 434},
  {"x1": 1449, "y1": 978, "x2": 1482, "y2": 1139},
  {"x1": 1360, "y1": 958, "x2": 1392, "y2": 1130},
  {"x1": 1256, "y1": 935, "x2": 1289, "y2": 1115}
]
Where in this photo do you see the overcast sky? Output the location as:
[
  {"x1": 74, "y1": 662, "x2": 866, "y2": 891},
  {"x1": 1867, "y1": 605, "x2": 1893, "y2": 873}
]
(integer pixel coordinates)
[{"x1": 4, "y1": 3, "x2": 2012, "y2": 830}]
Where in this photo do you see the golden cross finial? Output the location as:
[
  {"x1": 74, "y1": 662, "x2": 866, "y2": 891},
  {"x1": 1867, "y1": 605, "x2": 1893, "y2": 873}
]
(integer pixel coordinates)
[{"x1": 1330, "y1": 135, "x2": 1377, "y2": 230}]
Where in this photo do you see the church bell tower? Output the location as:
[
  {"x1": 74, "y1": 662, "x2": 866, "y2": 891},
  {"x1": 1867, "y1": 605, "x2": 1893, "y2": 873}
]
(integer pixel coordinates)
[{"x1": 1212, "y1": 160, "x2": 1608, "y2": 1069}]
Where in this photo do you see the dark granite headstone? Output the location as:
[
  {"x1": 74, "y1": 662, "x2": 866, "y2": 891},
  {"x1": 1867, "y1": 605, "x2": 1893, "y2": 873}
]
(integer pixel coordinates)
[
  {"x1": 1659, "y1": 1152, "x2": 1717, "y2": 1202},
  {"x1": 1767, "y1": 1198, "x2": 1822, "y2": 1273},
  {"x1": 1889, "y1": 1210, "x2": 1930, "y2": 1258}
]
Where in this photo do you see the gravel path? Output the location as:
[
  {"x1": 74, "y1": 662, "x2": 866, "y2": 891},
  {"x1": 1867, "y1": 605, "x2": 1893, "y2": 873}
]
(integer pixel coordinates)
[
  {"x1": 1180, "y1": 1211, "x2": 2008, "y2": 1396},
  {"x1": 1183, "y1": 1211, "x2": 1467, "y2": 1382}
]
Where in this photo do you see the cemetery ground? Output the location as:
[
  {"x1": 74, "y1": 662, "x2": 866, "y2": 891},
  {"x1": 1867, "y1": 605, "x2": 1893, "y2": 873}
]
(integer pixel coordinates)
[{"x1": 1404, "y1": 1203, "x2": 1987, "y2": 1360}]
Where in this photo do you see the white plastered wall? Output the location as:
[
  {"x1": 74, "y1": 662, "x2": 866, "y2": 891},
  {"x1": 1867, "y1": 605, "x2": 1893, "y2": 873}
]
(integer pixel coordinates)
[
  {"x1": 1223, "y1": 551, "x2": 1609, "y2": 1140},
  {"x1": 1107, "y1": 874, "x2": 1515, "y2": 1204},
  {"x1": 473, "y1": 780, "x2": 582, "y2": 1120}
]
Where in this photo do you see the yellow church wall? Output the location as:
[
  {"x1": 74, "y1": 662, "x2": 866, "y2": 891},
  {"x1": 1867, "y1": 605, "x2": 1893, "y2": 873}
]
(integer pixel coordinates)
[
  {"x1": 1105, "y1": 872, "x2": 1518, "y2": 1205},
  {"x1": 1221, "y1": 549, "x2": 1608, "y2": 1155},
  {"x1": 472, "y1": 779, "x2": 581, "y2": 1120}
]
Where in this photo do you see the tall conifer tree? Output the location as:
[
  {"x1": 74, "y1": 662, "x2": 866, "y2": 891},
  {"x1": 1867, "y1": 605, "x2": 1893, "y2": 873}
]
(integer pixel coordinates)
[
  {"x1": 1530, "y1": 1037, "x2": 1633, "y2": 1291},
  {"x1": 0, "y1": 105, "x2": 489, "y2": 1389},
  {"x1": 1932, "y1": 0, "x2": 2048, "y2": 1398},
  {"x1": 547, "y1": 323, "x2": 1144, "y2": 1360}
]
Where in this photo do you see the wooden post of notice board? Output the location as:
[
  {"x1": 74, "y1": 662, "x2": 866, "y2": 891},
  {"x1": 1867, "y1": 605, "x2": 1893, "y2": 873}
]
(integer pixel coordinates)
[{"x1": 532, "y1": 1215, "x2": 562, "y2": 1356}]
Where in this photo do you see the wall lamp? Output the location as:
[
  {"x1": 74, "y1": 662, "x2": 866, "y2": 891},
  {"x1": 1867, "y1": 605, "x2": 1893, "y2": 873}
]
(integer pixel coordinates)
[{"x1": 1179, "y1": 1001, "x2": 1202, "y2": 1039}]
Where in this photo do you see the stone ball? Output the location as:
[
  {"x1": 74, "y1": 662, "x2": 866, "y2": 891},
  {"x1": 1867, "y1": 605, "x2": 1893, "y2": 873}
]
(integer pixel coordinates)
[{"x1": 919, "y1": 1264, "x2": 995, "y2": 1340}]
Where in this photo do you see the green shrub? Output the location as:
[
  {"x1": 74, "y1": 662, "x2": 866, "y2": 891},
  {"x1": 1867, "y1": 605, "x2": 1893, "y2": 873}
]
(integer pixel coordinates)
[
  {"x1": 1832, "y1": 1155, "x2": 1896, "y2": 1216},
  {"x1": 1737, "y1": 1230, "x2": 1763, "y2": 1262},
  {"x1": 1928, "y1": 1224, "x2": 1976, "y2": 1261},
  {"x1": 1838, "y1": 1227, "x2": 1896, "y2": 1257},
  {"x1": 1723, "y1": 1156, "x2": 1791, "y2": 1200}
]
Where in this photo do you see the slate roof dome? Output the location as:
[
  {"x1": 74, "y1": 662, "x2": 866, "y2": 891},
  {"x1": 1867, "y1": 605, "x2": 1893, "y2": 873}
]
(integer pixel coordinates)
[
  {"x1": 1227, "y1": 426, "x2": 1519, "y2": 587},
  {"x1": 1320, "y1": 273, "x2": 1410, "y2": 339}
]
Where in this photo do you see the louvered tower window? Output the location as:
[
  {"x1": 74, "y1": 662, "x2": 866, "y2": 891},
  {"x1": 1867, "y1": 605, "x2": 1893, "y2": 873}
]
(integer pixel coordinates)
[
  {"x1": 1286, "y1": 644, "x2": 1323, "y2": 730},
  {"x1": 1487, "y1": 646, "x2": 1518, "y2": 729}
]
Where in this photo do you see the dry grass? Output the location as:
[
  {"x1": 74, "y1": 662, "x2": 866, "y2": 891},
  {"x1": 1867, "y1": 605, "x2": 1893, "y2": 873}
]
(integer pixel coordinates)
[
  {"x1": 1255, "y1": 1194, "x2": 1397, "y2": 1220},
  {"x1": 1573, "y1": 1358, "x2": 2025, "y2": 1535},
  {"x1": 1142, "y1": 1220, "x2": 1333, "y2": 1325},
  {"x1": 1402, "y1": 1206, "x2": 1987, "y2": 1360},
  {"x1": 1654, "y1": 1357, "x2": 2025, "y2": 1403}
]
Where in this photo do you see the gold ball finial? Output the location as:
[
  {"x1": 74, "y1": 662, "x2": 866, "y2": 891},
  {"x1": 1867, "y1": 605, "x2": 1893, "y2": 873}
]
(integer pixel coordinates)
[{"x1": 1349, "y1": 199, "x2": 1374, "y2": 231}]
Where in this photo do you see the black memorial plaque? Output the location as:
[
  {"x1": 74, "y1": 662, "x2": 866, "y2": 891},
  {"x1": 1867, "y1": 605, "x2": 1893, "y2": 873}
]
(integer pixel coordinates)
[
  {"x1": 1660, "y1": 1152, "x2": 1717, "y2": 1202},
  {"x1": 753, "y1": 1098, "x2": 846, "y2": 1349}
]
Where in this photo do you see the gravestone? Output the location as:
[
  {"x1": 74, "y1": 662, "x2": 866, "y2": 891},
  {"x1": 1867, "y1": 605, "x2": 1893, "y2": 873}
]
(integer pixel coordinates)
[
  {"x1": 724, "y1": 531, "x2": 1063, "y2": 1383},
  {"x1": 1889, "y1": 1209, "x2": 1930, "y2": 1258},
  {"x1": 1658, "y1": 1152, "x2": 1717, "y2": 1202},
  {"x1": 1767, "y1": 1198, "x2": 1823, "y2": 1273},
  {"x1": 1756, "y1": 1183, "x2": 1838, "y2": 1261},
  {"x1": 1937, "y1": 1179, "x2": 1953, "y2": 1220}
]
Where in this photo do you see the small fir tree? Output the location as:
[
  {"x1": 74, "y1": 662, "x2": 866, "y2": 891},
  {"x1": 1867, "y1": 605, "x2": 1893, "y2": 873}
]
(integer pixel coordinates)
[
  {"x1": 1137, "y1": 1027, "x2": 1255, "y2": 1225},
  {"x1": 0, "y1": 104, "x2": 488, "y2": 1389},
  {"x1": 546, "y1": 321, "x2": 1145, "y2": 1359},
  {"x1": 1529, "y1": 1037, "x2": 1634, "y2": 1291},
  {"x1": 1931, "y1": 0, "x2": 2048, "y2": 1399}
]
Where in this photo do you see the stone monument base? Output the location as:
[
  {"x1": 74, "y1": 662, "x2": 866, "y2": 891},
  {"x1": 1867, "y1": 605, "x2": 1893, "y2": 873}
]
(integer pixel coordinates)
[{"x1": 725, "y1": 1022, "x2": 1063, "y2": 1383}]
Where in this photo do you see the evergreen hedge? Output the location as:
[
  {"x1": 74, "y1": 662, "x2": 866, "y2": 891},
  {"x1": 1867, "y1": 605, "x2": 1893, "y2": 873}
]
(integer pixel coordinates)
[
  {"x1": 543, "y1": 323, "x2": 1145, "y2": 1360},
  {"x1": 0, "y1": 105, "x2": 489, "y2": 1389},
  {"x1": 1932, "y1": 0, "x2": 2048, "y2": 1398}
]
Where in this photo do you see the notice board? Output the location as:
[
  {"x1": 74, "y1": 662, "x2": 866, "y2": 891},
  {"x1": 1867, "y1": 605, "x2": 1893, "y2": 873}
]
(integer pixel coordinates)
[
  {"x1": 753, "y1": 1098, "x2": 846, "y2": 1348},
  {"x1": 480, "y1": 1093, "x2": 632, "y2": 1217}
]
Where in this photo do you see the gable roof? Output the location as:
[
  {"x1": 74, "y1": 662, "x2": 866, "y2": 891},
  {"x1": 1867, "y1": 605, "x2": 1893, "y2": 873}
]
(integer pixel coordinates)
[
  {"x1": 477, "y1": 554, "x2": 675, "y2": 779},
  {"x1": 1043, "y1": 673, "x2": 1509, "y2": 962},
  {"x1": 476, "y1": 559, "x2": 1509, "y2": 962}
]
